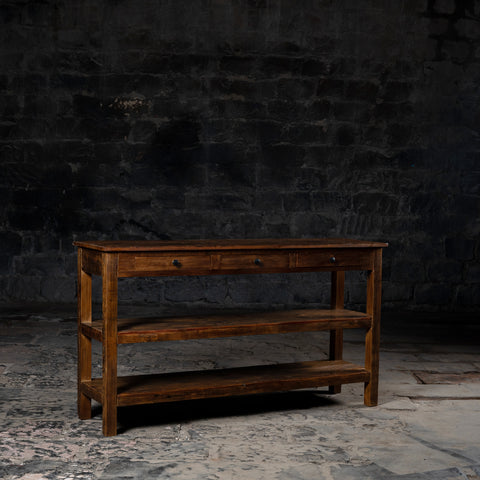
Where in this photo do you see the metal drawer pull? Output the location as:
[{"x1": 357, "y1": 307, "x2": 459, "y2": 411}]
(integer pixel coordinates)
[
  {"x1": 329, "y1": 256, "x2": 336, "y2": 263},
  {"x1": 254, "y1": 258, "x2": 262, "y2": 266},
  {"x1": 172, "y1": 259, "x2": 181, "y2": 267}
]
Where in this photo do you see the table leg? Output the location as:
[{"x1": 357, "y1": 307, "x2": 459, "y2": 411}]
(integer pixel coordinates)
[
  {"x1": 364, "y1": 249, "x2": 382, "y2": 406},
  {"x1": 102, "y1": 253, "x2": 119, "y2": 436},
  {"x1": 78, "y1": 248, "x2": 92, "y2": 419},
  {"x1": 329, "y1": 270, "x2": 344, "y2": 394}
]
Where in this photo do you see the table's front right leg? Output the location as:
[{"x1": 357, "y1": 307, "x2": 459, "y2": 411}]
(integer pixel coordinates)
[{"x1": 102, "y1": 253, "x2": 119, "y2": 436}]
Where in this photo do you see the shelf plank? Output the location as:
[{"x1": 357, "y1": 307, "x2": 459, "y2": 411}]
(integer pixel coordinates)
[
  {"x1": 82, "y1": 308, "x2": 371, "y2": 343},
  {"x1": 80, "y1": 360, "x2": 370, "y2": 407}
]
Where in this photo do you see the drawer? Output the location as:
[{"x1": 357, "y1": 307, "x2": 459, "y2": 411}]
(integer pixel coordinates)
[
  {"x1": 219, "y1": 253, "x2": 290, "y2": 271},
  {"x1": 296, "y1": 249, "x2": 373, "y2": 269},
  {"x1": 134, "y1": 254, "x2": 212, "y2": 272}
]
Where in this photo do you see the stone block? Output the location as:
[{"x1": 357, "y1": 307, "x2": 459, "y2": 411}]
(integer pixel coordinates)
[
  {"x1": 427, "y1": 259, "x2": 463, "y2": 283},
  {"x1": 465, "y1": 262, "x2": 480, "y2": 283},
  {"x1": 305, "y1": 99, "x2": 331, "y2": 120},
  {"x1": 228, "y1": 276, "x2": 292, "y2": 306},
  {"x1": 219, "y1": 55, "x2": 257, "y2": 76},
  {"x1": 445, "y1": 236, "x2": 475, "y2": 260},
  {"x1": 414, "y1": 283, "x2": 452, "y2": 306},
  {"x1": 0, "y1": 232, "x2": 22, "y2": 257},
  {"x1": 277, "y1": 78, "x2": 316, "y2": 100},
  {"x1": 382, "y1": 282, "x2": 413, "y2": 303},
  {"x1": 0, "y1": 94, "x2": 19, "y2": 117},
  {"x1": 345, "y1": 80, "x2": 379, "y2": 102},
  {"x1": 374, "y1": 101, "x2": 415, "y2": 122},
  {"x1": 267, "y1": 100, "x2": 305, "y2": 122},
  {"x1": 391, "y1": 258, "x2": 426, "y2": 283},
  {"x1": 285, "y1": 122, "x2": 329, "y2": 144},
  {"x1": 316, "y1": 78, "x2": 344, "y2": 97},
  {"x1": 383, "y1": 81, "x2": 414, "y2": 102},
  {"x1": 352, "y1": 192, "x2": 399, "y2": 215},
  {"x1": 456, "y1": 285, "x2": 480, "y2": 306},
  {"x1": 282, "y1": 192, "x2": 311, "y2": 212},
  {"x1": 301, "y1": 59, "x2": 329, "y2": 76},
  {"x1": 335, "y1": 124, "x2": 356, "y2": 146},
  {"x1": 255, "y1": 120, "x2": 284, "y2": 144},
  {"x1": 290, "y1": 213, "x2": 336, "y2": 237},
  {"x1": 385, "y1": 123, "x2": 413, "y2": 148},
  {"x1": 258, "y1": 56, "x2": 303, "y2": 78}
]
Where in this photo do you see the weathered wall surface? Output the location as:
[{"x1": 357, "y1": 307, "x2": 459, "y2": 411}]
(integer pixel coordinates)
[{"x1": 1, "y1": 0, "x2": 479, "y2": 311}]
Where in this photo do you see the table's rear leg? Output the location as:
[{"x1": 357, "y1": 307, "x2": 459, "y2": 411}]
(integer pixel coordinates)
[
  {"x1": 329, "y1": 270, "x2": 344, "y2": 394},
  {"x1": 78, "y1": 248, "x2": 92, "y2": 419},
  {"x1": 364, "y1": 249, "x2": 382, "y2": 406}
]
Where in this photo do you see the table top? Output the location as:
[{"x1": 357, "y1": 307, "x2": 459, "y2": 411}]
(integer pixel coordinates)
[{"x1": 73, "y1": 238, "x2": 388, "y2": 252}]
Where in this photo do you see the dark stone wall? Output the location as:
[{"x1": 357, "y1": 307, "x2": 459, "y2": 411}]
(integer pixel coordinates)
[{"x1": 1, "y1": 0, "x2": 479, "y2": 311}]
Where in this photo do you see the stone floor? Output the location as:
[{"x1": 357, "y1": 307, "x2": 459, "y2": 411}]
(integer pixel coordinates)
[{"x1": 1, "y1": 304, "x2": 479, "y2": 480}]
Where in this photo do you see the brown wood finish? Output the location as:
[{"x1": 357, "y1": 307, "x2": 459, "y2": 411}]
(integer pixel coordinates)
[
  {"x1": 81, "y1": 248, "x2": 102, "y2": 276},
  {"x1": 73, "y1": 238, "x2": 388, "y2": 252},
  {"x1": 75, "y1": 238, "x2": 386, "y2": 436},
  {"x1": 297, "y1": 248, "x2": 373, "y2": 269},
  {"x1": 364, "y1": 248, "x2": 383, "y2": 406},
  {"x1": 116, "y1": 249, "x2": 377, "y2": 278},
  {"x1": 81, "y1": 308, "x2": 371, "y2": 344},
  {"x1": 81, "y1": 360, "x2": 370, "y2": 407},
  {"x1": 329, "y1": 271, "x2": 345, "y2": 394},
  {"x1": 101, "y1": 253, "x2": 119, "y2": 436},
  {"x1": 77, "y1": 248, "x2": 93, "y2": 419}
]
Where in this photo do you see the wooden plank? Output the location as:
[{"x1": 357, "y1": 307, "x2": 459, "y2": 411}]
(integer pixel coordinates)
[
  {"x1": 82, "y1": 309, "x2": 372, "y2": 344},
  {"x1": 73, "y1": 238, "x2": 389, "y2": 252},
  {"x1": 297, "y1": 249, "x2": 373, "y2": 269},
  {"x1": 81, "y1": 360, "x2": 370, "y2": 407},
  {"x1": 364, "y1": 248, "x2": 383, "y2": 407},
  {"x1": 102, "y1": 253, "x2": 119, "y2": 437},
  {"x1": 329, "y1": 271, "x2": 345, "y2": 394},
  {"x1": 77, "y1": 248, "x2": 93, "y2": 420},
  {"x1": 81, "y1": 248, "x2": 102, "y2": 276}
]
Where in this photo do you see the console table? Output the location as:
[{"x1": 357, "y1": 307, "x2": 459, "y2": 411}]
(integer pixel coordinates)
[{"x1": 74, "y1": 238, "x2": 387, "y2": 436}]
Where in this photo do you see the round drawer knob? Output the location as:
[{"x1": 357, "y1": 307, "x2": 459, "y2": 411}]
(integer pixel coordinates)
[
  {"x1": 254, "y1": 258, "x2": 262, "y2": 266},
  {"x1": 329, "y1": 256, "x2": 336, "y2": 263},
  {"x1": 172, "y1": 259, "x2": 181, "y2": 267}
]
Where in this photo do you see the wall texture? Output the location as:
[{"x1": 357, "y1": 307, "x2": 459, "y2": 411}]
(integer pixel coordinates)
[{"x1": 1, "y1": 0, "x2": 479, "y2": 311}]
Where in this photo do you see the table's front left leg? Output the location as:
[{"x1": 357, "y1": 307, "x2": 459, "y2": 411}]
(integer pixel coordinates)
[
  {"x1": 78, "y1": 248, "x2": 92, "y2": 419},
  {"x1": 102, "y1": 253, "x2": 119, "y2": 436}
]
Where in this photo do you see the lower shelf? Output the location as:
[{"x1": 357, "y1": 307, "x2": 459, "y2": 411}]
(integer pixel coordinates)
[{"x1": 81, "y1": 360, "x2": 370, "y2": 407}]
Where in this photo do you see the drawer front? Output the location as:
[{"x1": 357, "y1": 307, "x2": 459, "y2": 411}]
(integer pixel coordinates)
[
  {"x1": 219, "y1": 253, "x2": 290, "y2": 271},
  {"x1": 296, "y1": 249, "x2": 373, "y2": 269},
  {"x1": 134, "y1": 254, "x2": 212, "y2": 272}
]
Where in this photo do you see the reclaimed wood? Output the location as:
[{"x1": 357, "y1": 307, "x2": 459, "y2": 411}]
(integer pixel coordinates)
[
  {"x1": 101, "y1": 253, "x2": 119, "y2": 436},
  {"x1": 75, "y1": 238, "x2": 386, "y2": 436},
  {"x1": 81, "y1": 248, "x2": 102, "y2": 276},
  {"x1": 364, "y1": 248, "x2": 383, "y2": 406},
  {"x1": 81, "y1": 308, "x2": 371, "y2": 344},
  {"x1": 73, "y1": 238, "x2": 388, "y2": 252},
  {"x1": 77, "y1": 249, "x2": 93, "y2": 419},
  {"x1": 296, "y1": 248, "x2": 373, "y2": 269},
  {"x1": 329, "y1": 271, "x2": 345, "y2": 394},
  {"x1": 81, "y1": 360, "x2": 370, "y2": 407},
  {"x1": 116, "y1": 249, "x2": 375, "y2": 277}
]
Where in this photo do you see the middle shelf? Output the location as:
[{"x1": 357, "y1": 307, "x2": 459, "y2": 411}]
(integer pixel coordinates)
[{"x1": 82, "y1": 308, "x2": 371, "y2": 344}]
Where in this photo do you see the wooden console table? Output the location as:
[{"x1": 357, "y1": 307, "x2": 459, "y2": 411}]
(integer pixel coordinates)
[{"x1": 74, "y1": 238, "x2": 387, "y2": 436}]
